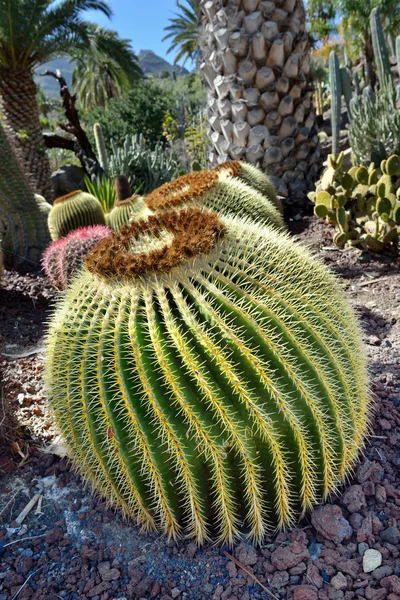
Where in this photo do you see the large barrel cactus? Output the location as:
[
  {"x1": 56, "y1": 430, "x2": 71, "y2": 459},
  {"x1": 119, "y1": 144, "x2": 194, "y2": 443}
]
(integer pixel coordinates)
[
  {"x1": 45, "y1": 207, "x2": 369, "y2": 544},
  {"x1": 145, "y1": 165, "x2": 285, "y2": 230},
  {"x1": 0, "y1": 123, "x2": 50, "y2": 268},
  {"x1": 48, "y1": 190, "x2": 106, "y2": 241}
]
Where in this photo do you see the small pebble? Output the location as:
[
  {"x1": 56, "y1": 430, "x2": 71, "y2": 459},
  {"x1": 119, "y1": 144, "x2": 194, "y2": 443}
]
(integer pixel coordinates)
[{"x1": 363, "y1": 549, "x2": 382, "y2": 573}]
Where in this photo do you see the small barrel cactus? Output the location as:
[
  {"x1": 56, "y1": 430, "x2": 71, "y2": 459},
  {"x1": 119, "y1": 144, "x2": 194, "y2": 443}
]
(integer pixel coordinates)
[
  {"x1": 42, "y1": 225, "x2": 112, "y2": 290},
  {"x1": 145, "y1": 165, "x2": 285, "y2": 230},
  {"x1": 106, "y1": 176, "x2": 149, "y2": 231},
  {"x1": 48, "y1": 191, "x2": 106, "y2": 241},
  {"x1": 45, "y1": 207, "x2": 370, "y2": 544}
]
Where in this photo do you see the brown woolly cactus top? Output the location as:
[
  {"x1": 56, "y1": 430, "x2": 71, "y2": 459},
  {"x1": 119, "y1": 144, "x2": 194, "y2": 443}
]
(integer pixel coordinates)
[
  {"x1": 145, "y1": 170, "x2": 220, "y2": 211},
  {"x1": 85, "y1": 207, "x2": 226, "y2": 280},
  {"x1": 115, "y1": 194, "x2": 141, "y2": 207},
  {"x1": 213, "y1": 160, "x2": 241, "y2": 177},
  {"x1": 53, "y1": 190, "x2": 82, "y2": 205}
]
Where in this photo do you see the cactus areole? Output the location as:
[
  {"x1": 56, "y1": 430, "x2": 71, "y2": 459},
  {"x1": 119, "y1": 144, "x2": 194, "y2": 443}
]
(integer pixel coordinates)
[{"x1": 45, "y1": 207, "x2": 370, "y2": 544}]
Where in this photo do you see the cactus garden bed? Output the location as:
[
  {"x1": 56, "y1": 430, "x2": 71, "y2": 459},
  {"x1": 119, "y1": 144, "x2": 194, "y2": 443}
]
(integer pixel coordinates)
[{"x1": 0, "y1": 220, "x2": 400, "y2": 600}]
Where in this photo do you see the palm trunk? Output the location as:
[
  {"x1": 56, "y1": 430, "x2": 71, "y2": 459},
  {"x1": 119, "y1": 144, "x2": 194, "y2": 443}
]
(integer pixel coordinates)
[
  {"x1": 0, "y1": 67, "x2": 53, "y2": 200},
  {"x1": 199, "y1": 0, "x2": 322, "y2": 204}
]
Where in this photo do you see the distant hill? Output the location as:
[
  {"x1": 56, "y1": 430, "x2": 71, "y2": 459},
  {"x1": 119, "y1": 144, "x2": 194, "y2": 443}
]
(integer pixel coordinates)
[
  {"x1": 138, "y1": 50, "x2": 188, "y2": 77},
  {"x1": 35, "y1": 50, "x2": 188, "y2": 97},
  {"x1": 35, "y1": 57, "x2": 74, "y2": 97}
]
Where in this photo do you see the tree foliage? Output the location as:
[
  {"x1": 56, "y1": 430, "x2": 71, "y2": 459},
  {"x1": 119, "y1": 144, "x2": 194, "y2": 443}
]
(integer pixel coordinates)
[
  {"x1": 81, "y1": 80, "x2": 171, "y2": 149},
  {"x1": 0, "y1": 0, "x2": 111, "y2": 69},
  {"x1": 163, "y1": 0, "x2": 201, "y2": 66},
  {"x1": 71, "y1": 24, "x2": 143, "y2": 110}
]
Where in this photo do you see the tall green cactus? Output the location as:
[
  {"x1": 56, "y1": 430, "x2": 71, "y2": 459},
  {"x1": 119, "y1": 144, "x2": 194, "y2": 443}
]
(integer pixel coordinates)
[
  {"x1": 145, "y1": 164, "x2": 285, "y2": 230},
  {"x1": 0, "y1": 123, "x2": 50, "y2": 268},
  {"x1": 353, "y1": 71, "x2": 361, "y2": 97},
  {"x1": 329, "y1": 51, "x2": 342, "y2": 155},
  {"x1": 48, "y1": 190, "x2": 106, "y2": 241},
  {"x1": 45, "y1": 206, "x2": 370, "y2": 544},
  {"x1": 340, "y1": 68, "x2": 353, "y2": 118},
  {"x1": 94, "y1": 123, "x2": 109, "y2": 177},
  {"x1": 396, "y1": 36, "x2": 400, "y2": 76},
  {"x1": 371, "y1": 8, "x2": 391, "y2": 87}
]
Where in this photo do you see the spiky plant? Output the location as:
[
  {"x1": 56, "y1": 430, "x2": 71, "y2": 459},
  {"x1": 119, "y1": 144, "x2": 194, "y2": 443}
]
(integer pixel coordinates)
[
  {"x1": 48, "y1": 191, "x2": 106, "y2": 241},
  {"x1": 145, "y1": 163, "x2": 285, "y2": 229},
  {"x1": 106, "y1": 176, "x2": 148, "y2": 231},
  {"x1": 42, "y1": 225, "x2": 111, "y2": 290},
  {"x1": 45, "y1": 206, "x2": 370, "y2": 545},
  {"x1": 0, "y1": 122, "x2": 50, "y2": 269}
]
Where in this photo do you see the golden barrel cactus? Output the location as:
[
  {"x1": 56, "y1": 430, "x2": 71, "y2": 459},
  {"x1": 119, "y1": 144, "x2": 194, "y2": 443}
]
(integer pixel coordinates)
[{"x1": 45, "y1": 207, "x2": 370, "y2": 544}]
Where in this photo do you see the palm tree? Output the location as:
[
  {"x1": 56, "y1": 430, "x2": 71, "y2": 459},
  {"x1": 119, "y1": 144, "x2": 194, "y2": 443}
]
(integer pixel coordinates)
[
  {"x1": 199, "y1": 0, "x2": 322, "y2": 203},
  {"x1": 163, "y1": 0, "x2": 201, "y2": 66},
  {"x1": 71, "y1": 24, "x2": 143, "y2": 111},
  {"x1": 0, "y1": 0, "x2": 112, "y2": 199}
]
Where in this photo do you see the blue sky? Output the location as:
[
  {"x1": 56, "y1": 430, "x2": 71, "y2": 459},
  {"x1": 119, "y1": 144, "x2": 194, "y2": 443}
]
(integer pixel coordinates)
[{"x1": 84, "y1": 0, "x2": 192, "y2": 67}]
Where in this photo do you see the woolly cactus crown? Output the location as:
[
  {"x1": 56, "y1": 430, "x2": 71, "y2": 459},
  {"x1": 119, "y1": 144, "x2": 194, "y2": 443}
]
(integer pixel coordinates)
[
  {"x1": 145, "y1": 166, "x2": 284, "y2": 230},
  {"x1": 46, "y1": 207, "x2": 370, "y2": 545}
]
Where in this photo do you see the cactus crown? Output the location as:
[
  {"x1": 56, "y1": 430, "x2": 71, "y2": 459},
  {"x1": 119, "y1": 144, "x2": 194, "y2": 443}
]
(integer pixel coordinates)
[
  {"x1": 86, "y1": 208, "x2": 226, "y2": 280},
  {"x1": 53, "y1": 190, "x2": 82, "y2": 205},
  {"x1": 144, "y1": 166, "x2": 285, "y2": 231}
]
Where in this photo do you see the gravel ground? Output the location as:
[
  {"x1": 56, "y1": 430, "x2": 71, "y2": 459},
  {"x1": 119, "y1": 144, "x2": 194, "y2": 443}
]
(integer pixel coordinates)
[{"x1": 0, "y1": 219, "x2": 399, "y2": 600}]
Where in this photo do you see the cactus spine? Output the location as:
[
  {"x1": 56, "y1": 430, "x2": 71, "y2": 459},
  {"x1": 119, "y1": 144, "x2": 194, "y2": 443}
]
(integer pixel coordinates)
[
  {"x1": 94, "y1": 123, "x2": 109, "y2": 177},
  {"x1": 48, "y1": 191, "x2": 106, "y2": 241},
  {"x1": 371, "y1": 8, "x2": 391, "y2": 87},
  {"x1": 329, "y1": 51, "x2": 342, "y2": 155},
  {"x1": 145, "y1": 164, "x2": 285, "y2": 230},
  {"x1": 0, "y1": 123, "x2": 50, "y2": 268},
  {"x1": 45, "y1": 206, "x2": 370, "y2": 544}
]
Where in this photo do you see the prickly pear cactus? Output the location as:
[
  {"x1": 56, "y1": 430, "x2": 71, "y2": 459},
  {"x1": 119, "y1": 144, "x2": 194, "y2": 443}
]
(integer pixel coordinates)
[
  {"x1": 42, "y1": 225, "x2": 112, "y2": 290},
  {"x1": 45, "y1": 206, "x2": 370, "y2": 544},
  {"x1": 145, "y1": 164, "x2": 285, "y2": 230},
  {"x1": 48, "y1": 191, "x2": 106, "y2": 241},
  {"x1": 310, "y1": 152, "x2": 400, "y2": 251}
]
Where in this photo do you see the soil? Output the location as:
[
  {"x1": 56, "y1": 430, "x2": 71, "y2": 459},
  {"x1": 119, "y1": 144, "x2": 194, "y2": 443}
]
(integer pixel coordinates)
[{"x1": 1, "y1": 218, "x2": 400, "y2": 600}]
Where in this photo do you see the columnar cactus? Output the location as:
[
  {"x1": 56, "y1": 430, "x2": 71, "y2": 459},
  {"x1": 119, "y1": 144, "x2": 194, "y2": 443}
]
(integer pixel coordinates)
[
  {"x1": 42, "y1": 225, "x2": 112, "y2": 290},
  {"x1": 0, "y1": 122, "x2": 50, "y2": 268},
  {"x1": 45, "y1": 206, "x2": 370, "y2": 544},
  {"x1": 145, "y1": 163, "x2": 285, "y2": 230},
  {"x1": 48, "y1": 191, "x2": 106, "y2": 241},
  {"x1": 371, "y1": 8, "x2": 391, "y2": 87},
  {"x1": 329, "y1": 51, "x2": 342, "y2": 155}
]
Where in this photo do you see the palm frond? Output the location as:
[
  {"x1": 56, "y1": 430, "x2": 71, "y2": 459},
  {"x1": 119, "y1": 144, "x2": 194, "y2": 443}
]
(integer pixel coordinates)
[{"x1": 162, "y1": 0, "x2": 201, "y2": 66}]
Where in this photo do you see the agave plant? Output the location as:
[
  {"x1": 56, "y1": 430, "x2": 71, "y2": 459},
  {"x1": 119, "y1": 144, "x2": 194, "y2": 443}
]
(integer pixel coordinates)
[{"x1": 84, "y1": 175, "x2": 116, "y2": 212}]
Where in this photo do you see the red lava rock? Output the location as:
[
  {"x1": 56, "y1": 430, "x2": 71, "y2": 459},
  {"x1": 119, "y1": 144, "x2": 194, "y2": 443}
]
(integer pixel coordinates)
[
  {"x1": 80, "y1": 545, "x2": 98, "y2": 560},
  {"x1": 150, "y1": 581, "x2": 162, "y2": 597},
  {"x1": 270, "y1": 570, "x2": 289, "y2": 589},
  {"x1": 293, "y1": 584, "x2": 319, "y2": 600},
  {"x1": 14, "y1": 555, "x2": 33, "y2": 576},
  {"x1": 4, "y1": 571, "x2": 24, "y2": 589},
  {"x1": 331, "y1": 572, "x2": 348, "y2": 590},
  {"x1": 376, "y1": 485, "x2": 387, "y2": 504},
  {"x1": 44, "y1": 527, "x2": 63, "y2": 544},
  {"x1": 271, "y1": 541, "x2": 309, "y2": 570},
  {"x1": 336, "y1": 559, "x2": 360, "y2": 578},
  {"x1": 365, "y1": 586, "x2": 387, "y2": 600},
  {"x1": 132, "y1": 576, "x2": 152, "y2": 597},
  {"x1": 341, "y1": 485, "x2": 367, "y2": 513},
  {"x1": 388, "y1": 594, "x2": 400, "y2": 600},
  {"x1": 235, "y1": 542, "x2": 258, "y2": 566},
  {"x1": 357, "y1": 460, "x2": 384, "y2": 484},
  {"x1": 381, "y1": 576, "x2": 400, "y2": 594},
  {"x1": 311, "y1": 505, "x2": 353, "y2": 544},
  {"x1": 373, "y1": 566, "x2": 394, "y2": 581},
  {"x1": 87, "y1": 581, "x2": 111, "y2": 597},
  {"x1": 307, "y1": 564, "x2": 323, "y2": 589},
  {"x1": 98, "y1": 560, "x2": 120, "y2": 581}
]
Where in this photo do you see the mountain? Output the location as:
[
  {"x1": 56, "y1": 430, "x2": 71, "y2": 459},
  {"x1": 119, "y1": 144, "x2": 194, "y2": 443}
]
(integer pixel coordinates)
[
  {"x1": 35, "y1": 57, "x2": 74, "y2": 97},
  {"x1": 35, "y1": 50, "x2": 188, "y2": 97},
  {"x1": 138, "y1": 50, "x2": 188, "y2": 77}
]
